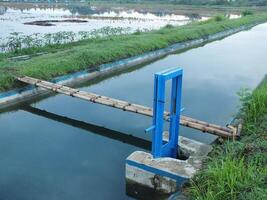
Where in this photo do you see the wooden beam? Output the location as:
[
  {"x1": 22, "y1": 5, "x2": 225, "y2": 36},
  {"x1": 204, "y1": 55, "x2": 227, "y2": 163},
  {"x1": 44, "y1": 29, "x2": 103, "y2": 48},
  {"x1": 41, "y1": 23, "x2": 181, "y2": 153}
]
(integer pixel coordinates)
[{"x1": 17, "y1": 76, "x2": 235, "y2": 138}]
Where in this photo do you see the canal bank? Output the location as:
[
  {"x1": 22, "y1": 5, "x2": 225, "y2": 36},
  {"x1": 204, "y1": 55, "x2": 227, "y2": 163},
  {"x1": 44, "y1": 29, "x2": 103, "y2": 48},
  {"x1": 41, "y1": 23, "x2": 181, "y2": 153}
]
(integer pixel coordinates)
[
  {"x1": 1, "y1": 13, "x2": 267, "y2": 110},
  {"x1": 187, "y1": 76, "x2": 267, "y2": 200}
]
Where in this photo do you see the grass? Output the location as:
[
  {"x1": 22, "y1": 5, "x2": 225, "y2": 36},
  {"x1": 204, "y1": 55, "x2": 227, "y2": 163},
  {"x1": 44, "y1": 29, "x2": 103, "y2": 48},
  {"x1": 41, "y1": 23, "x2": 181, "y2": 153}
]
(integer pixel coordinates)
[
  {"x1": 1, "y1": 13, "x2": 267, "y2": 92},
  {"x1": 188, "y1": 77, "x2": 267, "y2": 200}
]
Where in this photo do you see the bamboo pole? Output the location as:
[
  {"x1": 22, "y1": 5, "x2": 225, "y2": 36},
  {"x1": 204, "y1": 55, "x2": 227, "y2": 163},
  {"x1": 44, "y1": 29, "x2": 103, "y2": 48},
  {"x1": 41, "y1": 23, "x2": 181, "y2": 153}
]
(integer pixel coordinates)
[{"x1": 17, "y1": 76, "x2": 235, "y2": 138}]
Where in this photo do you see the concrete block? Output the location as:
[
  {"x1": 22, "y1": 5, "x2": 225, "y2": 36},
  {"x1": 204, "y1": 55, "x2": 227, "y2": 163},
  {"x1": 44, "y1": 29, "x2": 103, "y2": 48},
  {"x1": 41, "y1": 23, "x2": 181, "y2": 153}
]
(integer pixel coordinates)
[{"x1": 125, "y1": 136, "x2": 212, "y2": 198}]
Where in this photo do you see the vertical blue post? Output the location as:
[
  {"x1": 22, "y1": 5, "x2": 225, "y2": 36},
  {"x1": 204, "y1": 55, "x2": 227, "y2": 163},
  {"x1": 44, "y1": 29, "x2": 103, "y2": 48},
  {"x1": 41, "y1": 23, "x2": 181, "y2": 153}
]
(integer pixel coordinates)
[
  {"x1": 168, "y1": 74, "x2": 183, "y2": 158},
  {"x1": 150, "y1": 68, "x2": 183, "y2": 158},
  {"x1": 152, "y1": 75, "x2": 166, "y2": 158}
]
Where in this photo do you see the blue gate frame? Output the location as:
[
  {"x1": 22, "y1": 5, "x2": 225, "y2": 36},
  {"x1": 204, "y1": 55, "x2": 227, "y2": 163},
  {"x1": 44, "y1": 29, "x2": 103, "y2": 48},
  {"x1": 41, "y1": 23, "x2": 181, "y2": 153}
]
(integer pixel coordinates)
[{"x1": 147, "y1": 68, "x2": 183, "y2": 158}]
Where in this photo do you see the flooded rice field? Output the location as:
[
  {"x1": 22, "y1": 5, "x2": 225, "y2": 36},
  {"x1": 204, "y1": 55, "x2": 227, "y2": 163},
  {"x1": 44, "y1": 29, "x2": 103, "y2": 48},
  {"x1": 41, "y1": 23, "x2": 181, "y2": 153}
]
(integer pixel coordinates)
[
  {"x1": 0, "y1": 4, "x2": 207, "y2": 40},
  {"x1": 0, "y1": 3, "x2": 212, "y2": 52},
  {"x1": 0, "y1": 19, "x2": 266, "y2": 199},
  {"x1": 0, "y1": 3, "x2": 242, "y2": 53}
]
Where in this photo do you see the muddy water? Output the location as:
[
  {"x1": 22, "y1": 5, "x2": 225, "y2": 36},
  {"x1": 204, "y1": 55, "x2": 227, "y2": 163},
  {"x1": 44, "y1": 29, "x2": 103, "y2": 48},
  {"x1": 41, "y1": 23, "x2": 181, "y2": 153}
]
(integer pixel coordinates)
[{"x1": 0, "y1": 22, "x2": 266, "y2": 199}]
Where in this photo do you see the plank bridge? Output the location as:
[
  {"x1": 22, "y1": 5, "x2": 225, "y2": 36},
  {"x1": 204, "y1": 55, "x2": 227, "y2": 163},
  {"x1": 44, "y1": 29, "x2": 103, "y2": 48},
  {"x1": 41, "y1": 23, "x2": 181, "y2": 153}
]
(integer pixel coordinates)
[{"x1": 17, "y1": 75, "x2": 237, "y2": 140}]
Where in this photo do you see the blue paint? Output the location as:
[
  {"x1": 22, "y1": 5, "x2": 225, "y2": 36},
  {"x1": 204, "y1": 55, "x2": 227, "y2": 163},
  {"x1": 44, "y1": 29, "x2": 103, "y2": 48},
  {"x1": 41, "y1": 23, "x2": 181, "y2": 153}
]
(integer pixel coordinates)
[
  {"x1": 126, "y1": 159, "x2": 187, "y2": 184},
  {"x1": 145, "y1": 125, "x2": 155, "y2": 133},
  {"x1": 150, "y1": 68, "x2": 183, "y2": 158}
]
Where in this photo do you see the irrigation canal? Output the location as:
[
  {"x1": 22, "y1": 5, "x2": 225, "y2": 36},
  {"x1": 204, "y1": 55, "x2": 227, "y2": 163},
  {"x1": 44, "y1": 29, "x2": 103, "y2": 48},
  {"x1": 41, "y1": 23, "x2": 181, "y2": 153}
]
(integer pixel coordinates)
[{"x1": 0, "y1": 23, "x2": 267, "y2": 199}]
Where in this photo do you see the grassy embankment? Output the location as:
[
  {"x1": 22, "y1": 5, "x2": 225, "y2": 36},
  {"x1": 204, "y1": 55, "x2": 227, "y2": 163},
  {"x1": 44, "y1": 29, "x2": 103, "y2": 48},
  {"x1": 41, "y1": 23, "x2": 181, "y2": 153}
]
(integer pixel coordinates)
[
  {"x1": 1, "y1": 13, "x2": 267, "y2": 92},
  {"x1": 188, "y1": 78, "x2": 267, "y2": 200}
]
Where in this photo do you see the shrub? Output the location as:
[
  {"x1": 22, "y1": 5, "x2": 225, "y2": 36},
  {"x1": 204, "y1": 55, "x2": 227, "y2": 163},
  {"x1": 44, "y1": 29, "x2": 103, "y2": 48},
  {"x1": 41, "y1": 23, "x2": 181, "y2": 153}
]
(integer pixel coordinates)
[
  {"x1": 214, "y1": 15, "x2": 227, "y2": 22},
  {"x1": 242, "y1": 10, "x2": 254, "y2": 17}
]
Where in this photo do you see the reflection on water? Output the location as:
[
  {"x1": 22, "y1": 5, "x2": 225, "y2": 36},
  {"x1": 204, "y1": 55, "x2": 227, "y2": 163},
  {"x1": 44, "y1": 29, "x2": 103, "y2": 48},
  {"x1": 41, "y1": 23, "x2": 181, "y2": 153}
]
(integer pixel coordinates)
[
  {"x1": 92, "y1": 10, "x2": 191, "y2": 21},
  {"x1": 0, "y1": 4, "x2": 205, "y2": 40},
  {"x1": 0, "y1": 6, "x2": 7, "y2": 15},
  {"x1": 0, "y1": 23, "x2": 266, "y2": 199},
  {"x1": 22, "y1": 105, "x2": 151, "y2": 150}
]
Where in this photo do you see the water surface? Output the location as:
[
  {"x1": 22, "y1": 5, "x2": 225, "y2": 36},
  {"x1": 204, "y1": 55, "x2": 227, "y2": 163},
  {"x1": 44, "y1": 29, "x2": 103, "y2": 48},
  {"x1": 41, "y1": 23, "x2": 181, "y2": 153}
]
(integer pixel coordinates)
[
  {"x1": 0, "y1": 4, "x2": 206, "y2": 40},
  {"x1": 0, "y1": 23, "x2": 266, "y2": 199}
]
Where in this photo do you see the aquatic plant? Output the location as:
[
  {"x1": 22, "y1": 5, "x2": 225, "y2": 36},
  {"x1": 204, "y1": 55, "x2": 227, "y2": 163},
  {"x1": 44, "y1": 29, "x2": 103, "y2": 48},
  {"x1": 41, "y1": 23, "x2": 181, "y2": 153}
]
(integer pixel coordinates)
[
  {"x1": 22, "y1": 35, "x2": 35, "y2": 49},
  {"x1": 43, "y1": 33, "x2": 54, "y2": 46},
  {"x1": 133, "y1": 28, "x2": 145, "y2": 35},
  {"x1": 1, "y1": 27, "x2": 132, "y2": 53},
  {"x1": 78, "y1": 31, "x2": 91, "y2": 40},
  {"x1": 30, "y1": 33, "x2": 43, "y2": 48},
  {"x1": 5, "y1": 32, "x2": 24, "y2": 52},
  {"x1": 0, "y1": 37, "x2": 5, "y2": 52}
]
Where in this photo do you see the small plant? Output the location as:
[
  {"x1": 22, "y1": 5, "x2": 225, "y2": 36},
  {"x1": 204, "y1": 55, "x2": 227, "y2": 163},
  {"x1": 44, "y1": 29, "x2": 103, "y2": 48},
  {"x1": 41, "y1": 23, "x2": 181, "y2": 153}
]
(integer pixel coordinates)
[
  {"x1": 165, "y1": 24, "x2": 174, "y2": 29},
  {"x1": 43, "y1": 33, "x2": 53, "y2": 46},
  {"x1": 1, "y1": 27, "x2": 132, "y2": 53},
  {"x1": 22, "y1": 35, "x2": 34, "y2": 48},
  {"x1": 31, "y1": 33, "x2": 43, "y2": 48},
  {"x1": 214, "y1": 15, "x2": 226, "y2": 22},
  {"x1": 6, "y1": 32, "x2": 24, "y2": 52},
  {"x1": 237, "y1": 82, "x2": 267, "y2": 135},
  {"x1": 78, "y1": 31, "x2": 91, "y2": 40},
  {"x1": 242, "y1": 10, "x2": 254, "y2": 16},
  {"x1": 134, "y1": 29, "x2": 143, "y2": 35},
  {"x1": 237, "y1": 88, "x2": 252, "y2": 114},
  {"x1": 0, "y1": 37, "x2": 6, "y2": 52}
]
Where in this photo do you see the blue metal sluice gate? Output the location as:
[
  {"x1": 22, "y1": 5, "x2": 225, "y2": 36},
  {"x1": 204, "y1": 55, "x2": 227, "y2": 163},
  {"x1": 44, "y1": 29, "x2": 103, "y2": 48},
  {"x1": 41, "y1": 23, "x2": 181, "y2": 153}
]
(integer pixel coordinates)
[{"x1": 146, "y1": 68, "x2": 183, "y2": 159}]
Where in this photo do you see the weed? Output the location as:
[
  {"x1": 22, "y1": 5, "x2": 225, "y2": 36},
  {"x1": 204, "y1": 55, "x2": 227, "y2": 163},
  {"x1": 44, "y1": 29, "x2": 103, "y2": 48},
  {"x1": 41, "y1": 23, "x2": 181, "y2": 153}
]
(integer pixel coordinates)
[
  {"x1": 1, "y1": 27, "x2": 132, "y2": 53},
  {"x1": 214, "y1": 15, "x2": 227, "y2": 21},
  {"x1": 242, "y1": 10, "x2": 254, "y2": 16},
  {"x1": 189, "y1": 78, "x2": 267, "y2": 200}
]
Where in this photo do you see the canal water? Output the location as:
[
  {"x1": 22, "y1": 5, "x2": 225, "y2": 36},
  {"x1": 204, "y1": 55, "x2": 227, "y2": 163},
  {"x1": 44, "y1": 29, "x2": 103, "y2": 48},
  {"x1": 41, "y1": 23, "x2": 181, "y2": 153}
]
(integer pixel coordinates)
[{"x1": 0, "y1": 23, "x2": 267, "y2": 199}]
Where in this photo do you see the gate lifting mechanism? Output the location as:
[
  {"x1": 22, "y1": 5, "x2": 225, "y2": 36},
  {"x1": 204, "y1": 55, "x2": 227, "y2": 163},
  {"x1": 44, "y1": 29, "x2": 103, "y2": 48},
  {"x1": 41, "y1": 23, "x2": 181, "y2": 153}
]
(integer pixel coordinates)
[
  {"x1": 146, "y1": 68, "x2": 183, "y2": 159},
  {"x1": 17, "y1": 69, "x2": 239, "y2": 159}
]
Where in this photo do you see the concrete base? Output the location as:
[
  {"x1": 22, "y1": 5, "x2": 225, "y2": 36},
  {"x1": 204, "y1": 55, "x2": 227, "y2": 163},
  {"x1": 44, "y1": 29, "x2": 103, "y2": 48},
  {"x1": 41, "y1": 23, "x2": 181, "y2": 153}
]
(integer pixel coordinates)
[{"x1": 125, "y1": 136, "x2": 212, "y2": 198}]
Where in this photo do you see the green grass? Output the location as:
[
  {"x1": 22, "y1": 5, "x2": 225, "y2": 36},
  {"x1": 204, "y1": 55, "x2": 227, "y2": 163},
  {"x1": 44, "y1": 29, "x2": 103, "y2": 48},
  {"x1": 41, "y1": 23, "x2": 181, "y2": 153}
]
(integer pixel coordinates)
[
  {"x1": 1, "y1": 13, "x2": 267, "y2": 92},
  {"x1": 188, "y1": 78, "x2": 267, "y2": 200}
]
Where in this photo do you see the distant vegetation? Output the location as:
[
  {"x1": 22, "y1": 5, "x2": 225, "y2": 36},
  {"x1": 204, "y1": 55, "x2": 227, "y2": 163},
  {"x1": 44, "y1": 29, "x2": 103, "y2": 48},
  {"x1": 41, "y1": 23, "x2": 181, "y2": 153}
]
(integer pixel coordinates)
[
  {"x1": 87, "y1": 0, "x2": 267, "y2": 6},
  {"x1": 3, "y1": 0, "x2": 267, "y2": 6}
]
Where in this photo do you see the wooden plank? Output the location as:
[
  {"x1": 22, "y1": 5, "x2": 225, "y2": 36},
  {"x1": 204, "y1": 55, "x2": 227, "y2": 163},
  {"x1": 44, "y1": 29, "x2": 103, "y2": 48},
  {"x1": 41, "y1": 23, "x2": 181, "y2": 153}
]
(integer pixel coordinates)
[{"x1": 17, "y1": 76, "x2": 236, "y2": 138}]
